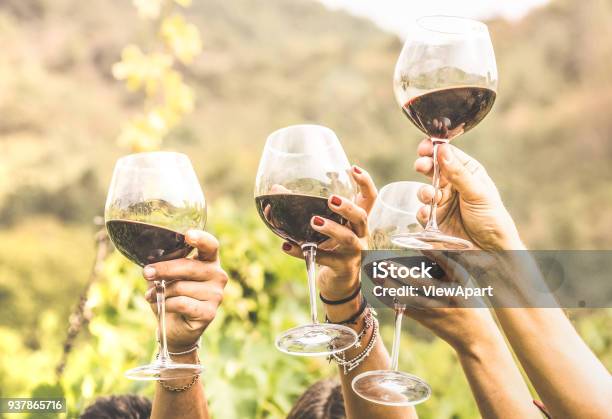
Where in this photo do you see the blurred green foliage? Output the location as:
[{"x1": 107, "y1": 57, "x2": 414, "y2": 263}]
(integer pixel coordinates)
[
  {"x1": 0, "y1": 206, "x2": 610, "y2": 418},
  {"x1": 0, "y1": 0, "x2": 611, "y2": 417}
]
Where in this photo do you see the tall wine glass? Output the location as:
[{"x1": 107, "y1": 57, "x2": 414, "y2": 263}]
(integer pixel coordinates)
[
  {"x1": 393, "y1": 16, "x2": 498, "y2": 250},
  {"x1": 352, "y1": 181, "x2": 431, "y2": 405},
  {"x1": 105, "y1": 151, "x2": 206, "y2": 380},
  {"x1": 255, "y1": 124, "x2": 358, "y2": 356}
]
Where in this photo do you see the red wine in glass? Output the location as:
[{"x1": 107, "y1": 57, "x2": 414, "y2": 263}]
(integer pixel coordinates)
[
  {"x1": 106, "y1": 220, "x2": 193, "y2": 267},
  {"x1": 255, "y1": 194, "x2": 347, "y2": 246},
  {"x1": 402, "y1": 86, "x2": 496, "y2": 141}
]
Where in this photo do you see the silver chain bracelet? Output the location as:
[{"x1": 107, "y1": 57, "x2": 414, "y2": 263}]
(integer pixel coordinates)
[
  {"x1": 352, "y1": 307, "x2": 374, "y2": 348},
  {"x1": 158, "y1": 338, "x2": 201, "y2": 357},
  {"x1": 330, "y1": 316, "x2": 379, "y2": 375}
]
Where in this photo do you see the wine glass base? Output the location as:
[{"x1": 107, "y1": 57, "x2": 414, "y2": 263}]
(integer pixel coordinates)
[
  {"x1": 125, "y1": 361, "x2": 203, "y2": 381},
  {"x1": 392, "y1": 231, "x2": 473, "y2": 250},
  {"x1": 352, "y1": 370, "x2": 431, "y2": 406},
  {"x1": 275, "y1": 323, "x2": 358, "y2": 357}
]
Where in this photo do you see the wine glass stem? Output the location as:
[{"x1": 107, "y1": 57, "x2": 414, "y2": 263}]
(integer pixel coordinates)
[
  {"x1": 391, "y1": 303, "x2": 405, "y2": 371},
  {"x1": 425, "y1": 140, "x2": 443, "y2": 233},
  {"x1": 302, "y1": 244, "x2": 318, "y2": 324},
  {"x1": 155, "y1": 280, "x2": 171, "y2": 363}
]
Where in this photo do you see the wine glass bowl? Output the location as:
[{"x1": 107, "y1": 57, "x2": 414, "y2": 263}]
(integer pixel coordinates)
[
  {"x1": 105, "y1": 151, "x2": 206, "y2": 380},
  {"x1": 255, "y1": 124, "x2": 359, "y2": 356},
  {"x1": 393, "y1": 16, "x2": 498, "y2": 129},
  {"x1": 368, "y1": 181, "x2": 431, "y2": 250},
  {"x1": 392, "y1": 15, "x2": 498, "y2": 250},
  {"x1": 254, "y1": 124, "x2": 356, "y2": 212}
]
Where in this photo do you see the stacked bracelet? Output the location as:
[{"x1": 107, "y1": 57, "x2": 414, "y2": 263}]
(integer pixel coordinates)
[
  {"x1": 353, "y1": 307, "x2": 374, "y2": 346},
  {"x1": 330, "y1": 316, "x2": 379, "y2": 375},
  {"x1": 325, "y1": 295, "x2": 368, "y2": 325}
]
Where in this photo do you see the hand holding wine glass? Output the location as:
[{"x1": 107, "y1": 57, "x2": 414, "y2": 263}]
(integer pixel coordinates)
[
  {"x1": 254, "y1": 124, "x2": 359, "y2": 356},
  {"x1": 414, "y1": 141, "x2": 524, "y2": 250},
  {"x1": 280, "y1": 166, "x2": 377, "y2": 301},
  {"x1": 105, "y1": 151, "x2": 207, "y2": 380},
  {"x1": 142, "y1": 229, "x2": 228, "y2": 352},
  {"x1": 393, "y1": 15, "x2": 499, "y2": 250}
]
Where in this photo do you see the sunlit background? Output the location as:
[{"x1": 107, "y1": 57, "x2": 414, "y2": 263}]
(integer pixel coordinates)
[
  {"x1": 319, "y1": 0, "x2": 551, "y2": 36},
  {"x1": 0, "y1": 0, "x2": 611, "y2": 417}
]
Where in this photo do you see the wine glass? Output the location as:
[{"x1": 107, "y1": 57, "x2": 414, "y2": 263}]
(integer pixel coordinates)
[
  {"x1": 352, "y1": 181, "x2": 432, "y2": 406},
  {"x1": 254, "y1": 124, "x2": 358, "y2": 356},
  {"x1": 105, "y1": 151, "x2": 206, "y2": 380},
  {"x1": 393, "y1": 15, "x2": 498, "y2": 250}
]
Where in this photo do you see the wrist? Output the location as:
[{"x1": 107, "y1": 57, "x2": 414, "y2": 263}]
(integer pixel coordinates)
[
  {"x1": 324, "y1": 293, "x2": 363, "y2": 325},
  {"x1": 170, "y1": 350, "x2": 199, "y2": 364},
  {"x1": 167, "y1": 338, "x2": 201, "y2": 355},
  {"x1": 438, "y1": 311, "x2": 502, "y2": 356},
  {"x1": 451, "y1": 326, "x2": 505, "y2": 360},
  {"x1": 319, "y1": 269, "x2": 360, "y2": 301}
]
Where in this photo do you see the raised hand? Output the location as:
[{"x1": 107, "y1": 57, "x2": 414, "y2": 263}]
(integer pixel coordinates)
[
  {"x1": 143, "y1": 230, "x2": 228, "y2": 352},
  {"x1": 281, "y1": 165, "x2": 377, "y2": 300},
  {"x1": 414, "y1": 139, "x2": 524, "y2": 250}
]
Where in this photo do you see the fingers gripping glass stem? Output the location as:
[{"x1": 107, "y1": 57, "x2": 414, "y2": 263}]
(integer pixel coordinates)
[{"x1": 425, "y1": 141, "x2": 443, "y2": 233}]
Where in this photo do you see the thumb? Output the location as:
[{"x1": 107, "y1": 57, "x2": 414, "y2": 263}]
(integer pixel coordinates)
[{"x1": 437, "y1": 144, "x2": 483, "y2": 201}]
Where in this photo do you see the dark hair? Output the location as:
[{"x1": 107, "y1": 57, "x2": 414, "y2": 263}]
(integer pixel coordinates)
[
  {"x1": 81, "y1": 395, "x2": 151, "y2": 419},
  {"x1": 287, "y1": 379, "x2": 346, "y2": 419}
]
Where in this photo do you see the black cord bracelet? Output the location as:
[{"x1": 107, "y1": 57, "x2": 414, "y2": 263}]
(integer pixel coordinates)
[
  {"x1": 326, "y1": 295, "x2": 368, "y2": 325},
  {"x1": 320, "y1": 283, "x2": 361, "y2": 306}
]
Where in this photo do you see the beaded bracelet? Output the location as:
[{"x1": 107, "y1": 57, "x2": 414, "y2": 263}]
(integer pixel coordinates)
[
  {"x1": 352, "y1": 307, "x2": 374, "y2": 348},
  {"x1": 330, "y1": 317, "x2": 379, "y2": 375}
]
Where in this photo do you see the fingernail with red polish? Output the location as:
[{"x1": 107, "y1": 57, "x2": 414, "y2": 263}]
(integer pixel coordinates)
[
  {"x1": 312, "y1": 216, "x2": 325, "y2": 227},
  {"x1": 330, "y1": 195, "x2": 342, "y2": 206},
  {"x1": 282, "y1": 242, "x2": 292, "y2": 251},
  {"x1": 353, "y1": 166, "x2": 362, "y2": 174}
]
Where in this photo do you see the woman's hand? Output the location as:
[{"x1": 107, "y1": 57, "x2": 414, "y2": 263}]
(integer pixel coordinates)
[
  {"x1": 282, "y1": 166, "x2": 377, "y2": 300},
  {"x1": 142, "y1": 230, "x2": 229, "y2": 352},
  {"x1": 415, "y1": 140, "x2": 524, "y2": 250}
]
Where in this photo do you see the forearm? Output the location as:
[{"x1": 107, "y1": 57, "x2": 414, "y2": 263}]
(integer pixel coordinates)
[
  {"x1": 151, "y1": 352, "x2": 209, "y2": 419},
  {"x1": 454, "y1": 322, "x2": 541, "y2": 419},
  {"x1": 325, "y1": 297, "x2": 417, "y2": 419},
  {"x1": 494, "y1": 308, "x2": 612, "y2": 419}
]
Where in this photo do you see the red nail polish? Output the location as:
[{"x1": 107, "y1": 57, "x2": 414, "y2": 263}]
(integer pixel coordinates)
[
  {"x1": 353, "y1": 166, "x2": 362, "y2": 174},
  {"x1": 330, "y1": 196, "x2": 342, "y2": 206},
  {"x1": 282, "y1": 242, "x2": 292, "y2": 251},
  {"x1": 312, "y1": 216, "x2": 325, "y2": 227}
]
